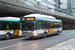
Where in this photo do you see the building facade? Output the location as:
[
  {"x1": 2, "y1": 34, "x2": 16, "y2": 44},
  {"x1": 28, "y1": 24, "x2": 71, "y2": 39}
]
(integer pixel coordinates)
[
  {"x1": 60, "y1": 0, "x2": 68, "y2": 14},
  {"x1": 60, "y1": 0, "x2": 75, "y2": 16},
  {"x1": 69, "y1": 0, "x2": 75, "y2": 16},
  {"x1": 53, "y1": 0, "x2": 60, "y2": 11},
  {"x1": 25, "y1": 0, "x2": 60, "y2": 11}
]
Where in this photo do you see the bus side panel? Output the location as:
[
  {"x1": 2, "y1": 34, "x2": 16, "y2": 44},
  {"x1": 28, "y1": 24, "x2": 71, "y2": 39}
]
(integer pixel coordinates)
[
  {"x1": 0, "y1": 30, "x2": 14, "y2": 39},
  {"x1": 13, "y1": 30, "x2": 21, "y2": 37},
  {"x1": 0, "y1": 30, "x2": 4, "y2": 35},
  {"x1": 48, "y1": 28, "x2": 54, "y2": 34},
  {"x1": 54, "y1": 28, "x2": 59, "y2": 33},
  {"x1": 46, "y1": 28, "x2": 56, "y2": 36},
  {"x1": 4, "y1": 30, "x2": 14, "y2": 38},
  {"x1": 4, "y1": 30, "x2": 13, "y2": 34},
  {"x1": 54, "y1": 28, "x2": 62, "y2": 33},
  {"x1": 58, "y1": 28, "x2": 62, "y2": 33},
  {"x1": 12, "y1": 30, "x2": 21, "y2": 37},
  {"x1": 0, "y1": 30, "x2": 5, "y2": 39},
  {"x1": 0, "y1": 30, "x2": 21, "y2": 39},
  {"x1": 37, "y1": 29, "x2": 44, "y2": 38},
  {"x1": 14, "y1": 30, "x2": 20, "y2": 35}
]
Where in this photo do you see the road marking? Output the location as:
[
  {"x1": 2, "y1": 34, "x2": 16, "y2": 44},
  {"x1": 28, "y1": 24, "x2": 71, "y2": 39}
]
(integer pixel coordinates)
[
  {"x1": 0, "y1": 38, "x2": 24, "y2": 42},
  {"x1": 0, "y1": 41, "x2": 35, "y2": 50},
  {"x1": 45, "y1": 45, "x2": 75, "y2": 50},
  {"x1": 45, "y1": 38, "x2": 75, "y2": 50},
  {"x1": 68, "y1": 38, "x2": 75, "y2": 41},
  {"x1": 55, "y1": 41, "x2": 67, "y2": 46}
]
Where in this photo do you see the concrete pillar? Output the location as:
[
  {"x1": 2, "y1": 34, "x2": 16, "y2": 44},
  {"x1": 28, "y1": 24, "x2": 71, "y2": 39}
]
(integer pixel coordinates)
[
  {"x1": 73, "y1": 23, "x2": 74, "y2": 29},
  {"x1": 67, "y1": 23, "x2": 69, "y2": 30},
  {"x1": 69, "y1": 23, "x2": 74, "y2": 30}
]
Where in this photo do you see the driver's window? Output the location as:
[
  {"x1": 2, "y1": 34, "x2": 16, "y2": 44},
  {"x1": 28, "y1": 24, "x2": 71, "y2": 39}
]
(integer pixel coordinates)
[{"x1": 38, "y1": 21, "x2": 43, "y2": 29}]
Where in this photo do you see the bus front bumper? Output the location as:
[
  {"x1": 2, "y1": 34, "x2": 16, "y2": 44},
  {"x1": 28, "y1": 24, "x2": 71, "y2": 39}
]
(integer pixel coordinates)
[{"x1": 22, "y1": 33, "x2": 39, "y2": 39}]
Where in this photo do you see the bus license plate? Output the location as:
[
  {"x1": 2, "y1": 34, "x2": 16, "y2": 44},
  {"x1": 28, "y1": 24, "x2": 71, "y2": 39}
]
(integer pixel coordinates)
[{"x1": 25, "y1": 36, "x2": 29, "y2": 39}]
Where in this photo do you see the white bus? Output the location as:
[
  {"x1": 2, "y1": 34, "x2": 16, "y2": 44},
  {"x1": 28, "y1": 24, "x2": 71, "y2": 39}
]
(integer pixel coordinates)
[
  {"x1": 0, "y1": 17, "x2": 22, "y2": 39},
  {"x1": 20, "y1": 14, "x2": 62, "y2": 39}
]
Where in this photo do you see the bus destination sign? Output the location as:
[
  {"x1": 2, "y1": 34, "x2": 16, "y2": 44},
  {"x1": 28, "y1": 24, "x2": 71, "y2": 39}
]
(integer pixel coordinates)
[{"x1": 26, "y1": 17, "x2": 35, "y2": 20}]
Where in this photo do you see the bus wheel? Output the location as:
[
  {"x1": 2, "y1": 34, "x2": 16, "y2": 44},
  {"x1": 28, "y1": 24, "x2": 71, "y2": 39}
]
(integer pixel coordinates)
[
  {"x1": 56, "y1": 30, "x2": 59, "y2": 35},
  {"x1": 43, "y1": 33, "x2": 47, "y2": 38},
  {"x1": 5, "y1": 34, "x2": 11, "y2": 39}
]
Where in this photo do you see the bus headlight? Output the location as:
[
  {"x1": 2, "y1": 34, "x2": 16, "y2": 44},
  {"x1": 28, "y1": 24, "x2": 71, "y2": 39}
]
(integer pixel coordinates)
[
  {"x1": 33, "y1": 33, "x2": 38, "y2": 36},
  {"x1": 19, "y1": 33, "x2": 22, "y2": 36},
  {"x1": 19, "y1": 30, "x2": 22, "y2": 36}
]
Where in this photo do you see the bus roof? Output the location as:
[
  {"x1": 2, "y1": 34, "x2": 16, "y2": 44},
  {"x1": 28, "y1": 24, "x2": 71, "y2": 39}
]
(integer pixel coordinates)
[
  {"x1": 24, "y1": 14, "x2": 61, "y2": 22},
  {"x1": 24, "y1": 14, "x2": 56, "y2": 19},
  {"x1": 0, "y1": 17, "x2": 20, "y2": 21}
]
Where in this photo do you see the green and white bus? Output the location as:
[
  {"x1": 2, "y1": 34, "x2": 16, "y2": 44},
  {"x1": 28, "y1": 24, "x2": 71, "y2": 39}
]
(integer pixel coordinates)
[
  {"x1": 0, "y1": 17, "x2": 22, "y2": 39},
  {"x1": 20, "y1": 14, "x2": 62, "y2": 39}
]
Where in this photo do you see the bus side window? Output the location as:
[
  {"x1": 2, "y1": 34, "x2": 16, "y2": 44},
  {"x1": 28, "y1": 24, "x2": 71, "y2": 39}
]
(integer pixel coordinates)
[
  {"x1": 6, "y1": 24, "x2": 9, "y2": 29},
  {"x1": 0, "y1": 22, "x2": 3, "y2": 30}
]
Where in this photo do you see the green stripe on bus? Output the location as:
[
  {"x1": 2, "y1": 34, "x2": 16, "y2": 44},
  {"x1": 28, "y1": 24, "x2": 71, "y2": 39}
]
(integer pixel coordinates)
[
  {"x1": 0, "y1": 19, "x2": 19, "y2": 21},
  {"x1": 37, "y1": 18, "x2": 61, "y2": 22}
]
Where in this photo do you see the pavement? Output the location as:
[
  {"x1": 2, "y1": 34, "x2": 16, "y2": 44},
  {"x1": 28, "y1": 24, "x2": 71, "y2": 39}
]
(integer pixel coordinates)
[{"x1": 45, "y1": 38, "x2": 75, "y2": 50}]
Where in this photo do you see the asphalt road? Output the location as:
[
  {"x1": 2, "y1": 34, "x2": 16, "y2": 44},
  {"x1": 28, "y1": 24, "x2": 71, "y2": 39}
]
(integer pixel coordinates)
[{"x1": 0, "y1": 30, "x2": 75, "y2": 50}]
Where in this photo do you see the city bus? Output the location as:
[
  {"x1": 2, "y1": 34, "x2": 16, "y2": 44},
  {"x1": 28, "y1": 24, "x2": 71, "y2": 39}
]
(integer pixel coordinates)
[
  {"x1": 0, "y1": 17, "x2": 22, "y2": 39},
  {"x1": 20, "y1": 14, "x2": 62, "y2": 39}
]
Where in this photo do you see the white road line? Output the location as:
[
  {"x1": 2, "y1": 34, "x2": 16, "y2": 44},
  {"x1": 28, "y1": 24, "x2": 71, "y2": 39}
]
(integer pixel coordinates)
[
  {"x1": 63, "y1": 45, "x2": 73, "y2": 49},
  {"x1": 55, "y1": 41, "x2": 67, "y2": 46},
  {"x1": 0, "y1": 41, "x2": 35, "y2": 50},
  {"x1": 0, "y1": 38, "x2": 24, "y2": 42},
  {"x1": 68, "y1": 38, "x2": 75, "y2": 41}
]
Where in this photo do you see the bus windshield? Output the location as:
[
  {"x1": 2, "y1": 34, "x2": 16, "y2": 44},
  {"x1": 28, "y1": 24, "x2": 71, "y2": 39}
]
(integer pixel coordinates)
[{"x1": 21, "y1": 21, "x2": 36, "y2": 30}]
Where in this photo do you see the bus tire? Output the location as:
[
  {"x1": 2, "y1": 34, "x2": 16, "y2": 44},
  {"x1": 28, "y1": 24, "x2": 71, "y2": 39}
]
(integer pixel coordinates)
[
  {"x1": 56, "y1": 30, "x2": 59, "y2": 35},
  {"x1": 43, "y1": 33, "x2": 47, "y2": 38},
  {"x1": 5, "y1": 34, "x2": 11, "y2": 39}
]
